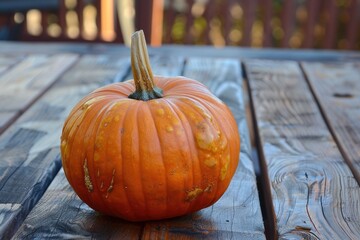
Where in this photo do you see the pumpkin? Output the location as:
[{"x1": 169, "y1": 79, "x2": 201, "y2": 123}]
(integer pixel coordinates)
[{"x1": 60, "y1": 30, "x2": 240, "y2": 221}]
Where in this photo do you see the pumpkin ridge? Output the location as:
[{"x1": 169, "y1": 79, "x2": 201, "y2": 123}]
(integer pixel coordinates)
[
  {"x1": 176, "y1": 97, "x2": 223, "y2": 206},
  {"x1": 85, "y1": 99, "x2": 119, "y2": 213},
  {"x1": 178, "y1": 97, "x2": 223, "y2": 204},
  {"x1": 163, "y1": 99, "x2": 196, "y2": 214},
  {"x1": 171, "y1": 98, "x2": 211, "y2": 212},
  {"x1": 145, "y1": 102, "x2": 169, "y2": 217},
  {"x1": 135, "y1": 103, "x2": 152, "y2": 219},
  {"x1": 112, "y1": 100, "x2": 138, "y2": 220},
  {"x1": 64, "y1": 100, "x2": 107, "y2": 186},
  {"x1": 94, "y1": 99, "x2": 130, "y2": 214},
  {"x1": 121, "y1": 101, "x2": 148, "y2": 219}
]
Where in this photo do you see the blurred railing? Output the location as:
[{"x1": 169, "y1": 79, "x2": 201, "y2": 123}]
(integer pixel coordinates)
[
  {"x1": 161, "y1": 0, "x2": 360, "y2": 50},
  {"x1": 0, "y1": 0, "x2": 137, "y2": 43},
  {"x1": 1, "y1": 0, "x2": 359, "y2": 50}
]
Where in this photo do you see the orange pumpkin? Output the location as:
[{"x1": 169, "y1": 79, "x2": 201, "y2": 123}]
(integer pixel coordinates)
[{"x1": 61, "y1": 30, "x2": 240, "y2": 221}]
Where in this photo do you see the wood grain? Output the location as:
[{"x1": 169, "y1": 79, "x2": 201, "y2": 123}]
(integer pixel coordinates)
[
  {"x1": 245, "y1": 60, "x2": 360, "y2": 239},
  {"x1": 0, "y1": 53, "x2": 78, "y2": 134},
  {"x1": 301, "y1": 62, "x2": 360, "y2": 183},
  {"x1": 0, "y1": 55, "x2": 131, "y2": 239},
  {"x1": 142, "y1": 58, "x2": 265, "y2": 239},
  {"x1": 12, "y1": 169, "x2": 143, "y2": 240},
  {"x1": 0, "y1": 55, "x2": 24, "y2": 76}
]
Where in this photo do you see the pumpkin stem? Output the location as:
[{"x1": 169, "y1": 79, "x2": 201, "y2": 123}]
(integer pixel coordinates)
[{"x1": 128, "y1": 30, "x2": 163, "y2": 101}]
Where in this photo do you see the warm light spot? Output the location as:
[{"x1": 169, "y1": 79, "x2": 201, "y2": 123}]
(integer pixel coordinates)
[
  {"x1": 210, "y1": 18, "x2": 225, "y2": 47},
  {"x1": 273, "y1": 27, "x2": 284, "y2": 40},
  {"x1": 290, "y1": 36, "x2": 301, "y2": 48},
  {"x1": 27, "y1": 10, "x2": 42, "y2": 36},
  {"x1": 83, "y1": 5, "x2": 98, "y2": 40},
  {"x1": 14, "y1": 13, "x2": 24, "y2": 23},
  {"x1": 191, "y1": 2, "x2": 205, "y2": 17},
  {"x1": 230, "y1": 4, "x2": 243, "y2": 20},
  {"x1": 101, "y1": 0, "x2": 116, "y2": 41},
  {"x1": 229, "y1": 29, "x2": 242, "y2": 43},
  {"x1": 114, "y1": 116, "x2": 120, "y2": 122},
  {"x1": 47, "y1": 23, "x2": 62, "y2": 37},
  {"x1": 296, "y1": 7, "x2": 307, "y2": 22},
  {"x1": 65, "y1": 0, "x2": 77, "y2": 9},
  {"x1": 251, "y1": 20, "x2": 264, "y2": 47},
  {"x1": 66, "y1": 10, "x2": 79, "y2": 38}
]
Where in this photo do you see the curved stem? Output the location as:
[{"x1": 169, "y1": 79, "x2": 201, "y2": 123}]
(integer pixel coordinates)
[{"x1": 128, "y1": 30, "x2": 163, "y2": 101}]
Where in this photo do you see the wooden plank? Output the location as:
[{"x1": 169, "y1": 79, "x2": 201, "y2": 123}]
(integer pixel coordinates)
[
  {"x1": 12, "y1": 55, "x2": 182, "y2": 239},
  {"x1": 0, "y1": 53, "x2": 78, "y2": 134},
  {"x1": 142, "y1": 58, "x2": 265, "y2": 239},
  {"x1": 245, "y1": 60, "x2": 360, "y2": 239},
  {"x1": 0, "y1": 54, "x2": 24, "y2": 76},
  {"x1": 301, "y1": 62, "x2": 360, "y2": 182},
  {"x1": 0, "y1": 55, "x2": 131, "y2": 239},
  {"x1": 12, "y1": 169, "x2": 143, "y2": 239}
]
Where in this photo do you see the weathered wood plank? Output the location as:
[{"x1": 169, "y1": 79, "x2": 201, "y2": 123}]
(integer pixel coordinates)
[
  {"x1": 0, "y1": 55, "x2": 24, "y2": 76},
  {"x1": 0, "y1": 54, "x2": 78, "y2": 134},
  {"x1": 12, "y1": 55, "x2": 182, "y2": 239},
  {"x1": 12, "y1": 169, "x2": 143, "y2": 240},
  {"x1": 245, "y1": 60, "x2": 360, "y2": 239},
  {"x1": 301, "y1": 62, "x2": 360, "y2": 183},
  {"x1": 0, "y1": 55, "x2": 131, "y2": 239},
  {"x1": 142, "y1": 58, "x2": 265, "y2": 239}
]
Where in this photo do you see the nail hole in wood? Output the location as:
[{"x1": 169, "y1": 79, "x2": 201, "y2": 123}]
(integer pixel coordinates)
[{"x1": 333, "y1": 93, "x2": 353, "y2": 98}]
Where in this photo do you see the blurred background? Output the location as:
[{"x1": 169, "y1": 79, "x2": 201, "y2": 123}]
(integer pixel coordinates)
[{"x1": 0, "y1": 0, "x2": 359, "y2": 50}]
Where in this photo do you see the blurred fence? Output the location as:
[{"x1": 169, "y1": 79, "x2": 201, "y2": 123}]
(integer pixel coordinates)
[
  {"x1": 162, "y1": 0, "x2": 360, "y2": 49},
  {"x1": 1, "y1": 0, "x2": 359, "y2": 50}
]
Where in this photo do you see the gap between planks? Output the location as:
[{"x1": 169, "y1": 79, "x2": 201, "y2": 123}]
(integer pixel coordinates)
[
  {"x1": 244, "y1": 59, "x2": 360, "y2": 239},
  {"x1": 300, "y1": 62, "x2": 360, "y2": 185}
]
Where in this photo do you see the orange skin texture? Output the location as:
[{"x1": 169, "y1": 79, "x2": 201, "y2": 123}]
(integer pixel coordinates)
[{"x1": 61, "y1": 76, "x2": 240, "y2": 221}]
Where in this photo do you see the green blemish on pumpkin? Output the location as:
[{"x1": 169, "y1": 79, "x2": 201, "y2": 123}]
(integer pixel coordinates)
[
  {"x1": 220, "y1": 155, "x2": 230, "y2": 180},
  {"x1": 83, "y1": 158, "x2": 93, "y2": 192},
  {"x1": 166, "y1": 125, "x2": 174, "y2": 132},
  {"x1": 156, "y1": 108, "x2": 165, "y2": 116},
  {"x1": 186, "y1": 187, "x2": 203, "y2": 202},
  {"x1": 204, "y1": 157, "x2": 217, "y2": 167}
]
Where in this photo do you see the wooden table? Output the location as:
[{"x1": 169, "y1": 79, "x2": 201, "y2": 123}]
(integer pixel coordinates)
[{"x1": 0, "y1": 42, "x2": 359, "y2": 240}]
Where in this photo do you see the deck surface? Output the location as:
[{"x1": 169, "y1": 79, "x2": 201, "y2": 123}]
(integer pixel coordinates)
[{"x1": 0, "y1": 43, "x2": 358, "y2": 239}]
